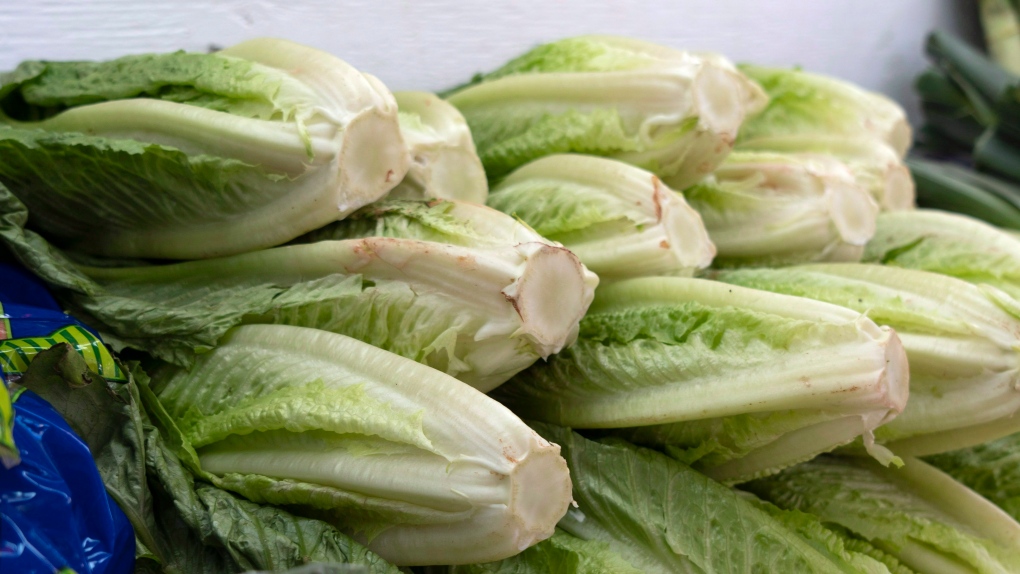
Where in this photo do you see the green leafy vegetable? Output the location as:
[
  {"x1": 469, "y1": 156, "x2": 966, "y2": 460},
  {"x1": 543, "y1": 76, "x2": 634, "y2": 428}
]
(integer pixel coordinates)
[
  {"x1": 716, "y1": 263, "x2": 1020, "y2": 456},
  {"x1": 389, "y1": 91, "x2": 488, "y2": 203},
  {"x1": 686, "y1": 150, "x2": 879, "y2": 267},
  {"x1": 744, "y1": 497, "x2": 915, "y2": 574},
  {"x1": 493, "y1": 277, "x2": 907, "y2": 483},
  {"x1": 745, "y1": 455, "x2": 1020, "y2": 574},
  {"x1": 150, "y1": 324, "x2": 573, "y2": 566},
  {"x1": 863, "y1": 209, "x2": 1020, "y2": 298},
  {"x1": 447, "y1": 529, "x2": 643, "y2": 574},
  {"x1": 0, "y1": 39, "x2": 408, "y2": 259},
  {"x1": 529, "y1": 424, "x2": 908, "y2": 573},
  {"x1": 735, "y1": 135, "x2": 915, "y2": 210},
  {"x1": 86, "y1": 200, "x2": 595, "y2": 390},
  {"x1": 487, "y1": 154, "x2": 715, "y2": 280},
  {"x1": 445, "y1": 35, "x2": 767, "y2": 187},
  {"x1": 737, "y1": 65, "x2": 912, "y2": 158}
]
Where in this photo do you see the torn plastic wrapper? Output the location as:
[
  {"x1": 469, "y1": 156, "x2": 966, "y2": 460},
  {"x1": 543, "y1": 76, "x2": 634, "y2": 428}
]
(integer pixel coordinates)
[{"x1": 1, "y1": 262, "x2": 134, "y2": 573}]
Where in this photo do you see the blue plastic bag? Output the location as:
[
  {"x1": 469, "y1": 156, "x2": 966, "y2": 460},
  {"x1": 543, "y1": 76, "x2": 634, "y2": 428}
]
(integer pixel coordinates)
[
  {"x1": 1, "y1": 262, "x2": 135, "y2": 574},
  {"x1": 1, "y1": 387, "x2": 135, "y2": 574}
]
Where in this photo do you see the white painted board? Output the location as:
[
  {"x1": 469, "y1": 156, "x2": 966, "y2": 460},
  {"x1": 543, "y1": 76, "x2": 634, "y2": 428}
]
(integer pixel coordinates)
[{"x1": 0, "y1": 1, "x2": 981, "y2": 124}]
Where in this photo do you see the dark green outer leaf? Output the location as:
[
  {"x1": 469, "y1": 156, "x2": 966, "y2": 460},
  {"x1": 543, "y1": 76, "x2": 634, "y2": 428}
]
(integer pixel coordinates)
[
  {"x1": 533, "y1": 423, "x2": 870, "y2": 574},
  {"x1": 1, "y1": 52, "x2": 278, "y2": 119},
  {"x1": 447, "y1": 529, "x2": 642, "y2": 574}
]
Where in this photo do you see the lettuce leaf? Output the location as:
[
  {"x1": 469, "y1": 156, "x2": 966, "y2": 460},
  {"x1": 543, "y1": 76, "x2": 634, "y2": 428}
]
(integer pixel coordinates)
[
  {"x1": 447, "y1": 529, "x2": 643, "y2": 574},
  {"x1": 863, "y1": 209, "x2": 1020, "y2": 299},
  {"x1": 745, "y1": 455, "x2": 1020, "y2": 574},
  {"x1": 529, "y1": 424, "x2": 906, "y2": 573}
]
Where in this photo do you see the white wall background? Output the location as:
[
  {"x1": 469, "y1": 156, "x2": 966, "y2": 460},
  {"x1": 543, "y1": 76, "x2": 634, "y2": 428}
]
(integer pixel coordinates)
[{"x1": 0, "y1": 1, "x2": 980, "y2": 124}]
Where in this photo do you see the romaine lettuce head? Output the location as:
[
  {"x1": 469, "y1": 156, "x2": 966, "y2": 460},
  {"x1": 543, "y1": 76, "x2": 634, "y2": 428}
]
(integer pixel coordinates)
[
  {"x1": 152, "y1": 324, "x2": 573, "y2": 566},
  {"x1": 388, "y1": 91, "x2": 488, "y2": 204},
  {"x1": 492, "y1": 277, "x2": 908, "y2": 483},
  {"x1": 0, "y1": 38, "x2": 408, "y2": 259},
  {"x1": 737, "y1": 64, "x2": 912, "y2": 158},
  {"x1": 685, "y1": 150, "x2": 879, "y2": 267},
  {"x1": 926, "y1": 433, "x2": 1020, "y2": 523},
  {"x1": 864, "y1": 209, "x2": 1020, "y2": 299},
  {"x1": 716, "y1": 264, "x2": 1020, "y2": 456},
  {"x1": 487, "y1": 154, "x2": 715, "y2": 280},
  {"x1": 736, "y1": 135, "x2": 915, "y2": 210},
  {"x1": 74, "y1": 199, "x2": 598, "y2": 391},
  {"x1": 745, "y1": 455, "x2": 1020, "y2": 574},
  {"x1": 445, "y1": 35, "x2": 767, "y2": 188}
]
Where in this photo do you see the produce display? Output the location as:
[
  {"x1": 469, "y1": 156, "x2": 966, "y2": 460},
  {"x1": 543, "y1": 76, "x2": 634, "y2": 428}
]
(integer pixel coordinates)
[{"x1": 2, "y1": 26, "x2": 1020, "y2": 574}]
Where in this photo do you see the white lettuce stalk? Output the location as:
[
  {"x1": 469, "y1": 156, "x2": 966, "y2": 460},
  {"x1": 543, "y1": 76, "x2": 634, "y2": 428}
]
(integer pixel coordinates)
[
  {"x1": 716, "y1": 264, "x2": 1020, "y2": 456},
  {"x1": 388, "y1": 91, "x2": 488, "y2": 203},
  {"x1": 863, "y1": 209, "x2": 1020, "y2": 299},
  {"x1": 737, "y1": 65, "x2": 913, "y2": 158},
  {"x1": 492, "y1": 277, "x2": 908, "y2": 483},
  {"x1": 737, "y1": 135, "x2": 915, "y2": 210},
  {"x1": 0, "y1": 38, "x2": 408, "y2": 259},
  {"x1": 444, "y1": 35, "x2": 767, "y2": 188},
  {"x1": 685, "y1": 150, "x2": 879, "y2": 267},
  {"x1": 152, "y1": 324, "x2": 573, "y2": 566},
  {"x1": 487, "y1": 154, "x2": 715, "y2": 280},
  {"x1": 81, "y1": 200, "x2": 598, "y2": 392},
  {"x1": 745, "y1": 455, "x2": 1020, "y2": 574},
  {"x1": 926, "y1": 433, "x2": 1020, "y2": 523}
]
